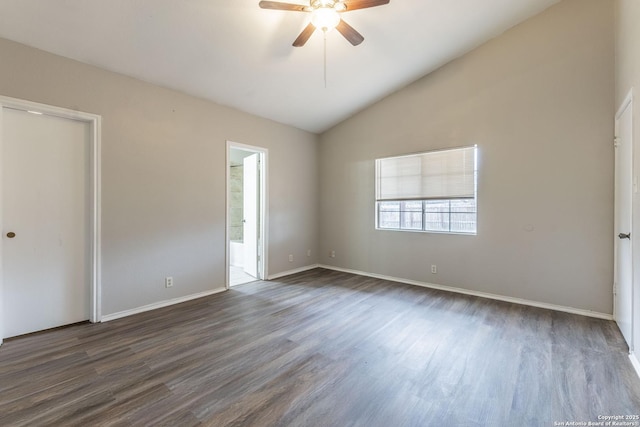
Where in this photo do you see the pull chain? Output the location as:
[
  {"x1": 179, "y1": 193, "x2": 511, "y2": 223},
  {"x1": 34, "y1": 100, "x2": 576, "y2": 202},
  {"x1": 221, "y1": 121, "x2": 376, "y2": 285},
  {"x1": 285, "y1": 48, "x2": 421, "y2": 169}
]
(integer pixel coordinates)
[{"x1": 323, "y1": 30, "x2": 328, "y2": 88}]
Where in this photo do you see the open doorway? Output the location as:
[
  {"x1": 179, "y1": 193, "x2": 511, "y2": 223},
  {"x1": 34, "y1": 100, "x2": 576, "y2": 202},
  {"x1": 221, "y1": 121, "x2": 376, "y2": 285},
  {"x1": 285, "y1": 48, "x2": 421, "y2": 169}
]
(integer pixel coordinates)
[{"x1": 226, "y1": 142, "x2": 268, "y2": 287}]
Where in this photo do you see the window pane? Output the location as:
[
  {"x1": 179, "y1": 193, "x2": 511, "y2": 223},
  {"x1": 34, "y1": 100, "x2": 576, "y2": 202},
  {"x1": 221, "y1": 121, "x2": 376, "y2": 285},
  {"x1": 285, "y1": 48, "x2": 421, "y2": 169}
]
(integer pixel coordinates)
[
  {"x1": 379, "y1": 201, "x2": 400, "y2": 212},
  {"x1": 402, "y1": 201, "x2": 423, "y2": 211},
  {"x1": 400, "y1": 201, "x2": 422, "y2": 230},
  {"x1": 402, "y1": 213, "x2": 422, "y2": 230},
  {"x1": 450, "y1": 199, "x2": 476, "y2": 213},
  {"x1": 424, "y1": 212, "x2": 450, "y2": 232},
  {"x1": 450, "y1": 213, "x2": 477, "y2": 233},
  {"x1": 424, "y1": 200, "x2": 450, "y2": 213},
  {"x1": 378, "y1": 202, "x2": 400, "y2": 229}
]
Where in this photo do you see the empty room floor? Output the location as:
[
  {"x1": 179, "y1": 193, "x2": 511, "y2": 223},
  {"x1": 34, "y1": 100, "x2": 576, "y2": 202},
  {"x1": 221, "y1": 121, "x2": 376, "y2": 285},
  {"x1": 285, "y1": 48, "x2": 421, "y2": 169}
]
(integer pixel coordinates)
[{"x1": 0, "y1": 268, "x2": 638, "y2": 426}]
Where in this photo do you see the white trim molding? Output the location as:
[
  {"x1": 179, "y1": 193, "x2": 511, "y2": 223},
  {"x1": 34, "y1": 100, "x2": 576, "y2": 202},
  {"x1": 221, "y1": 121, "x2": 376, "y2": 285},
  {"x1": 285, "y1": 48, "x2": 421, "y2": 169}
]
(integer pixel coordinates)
[
  {"x1": 268, "y1": 264, "x2": 320, "y2": 280},
  {"x1": 101, "y1": 287, "x2": 226, "y2": 322},
  {"x1": 630, "y1": 352, "x2": 640, "y2": 379},
  {"x1": 316, "y1": 265, "x2": 613, "y2": 321},
  {"x1": 616, "y1": 89, "x2": 633, "y2": 120}
]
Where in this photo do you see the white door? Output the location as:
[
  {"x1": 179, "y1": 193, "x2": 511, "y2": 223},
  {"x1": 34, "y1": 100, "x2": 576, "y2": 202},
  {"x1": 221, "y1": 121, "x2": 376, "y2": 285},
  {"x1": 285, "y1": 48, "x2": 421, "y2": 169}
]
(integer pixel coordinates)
[
  {"x1": 614, "y1": 98, "x2": 633, "y2": 348},
  {"x1": 243, "y1": 153, "x2": 259, "y2": 278},
  {"x1": 2, "y1": 108, "x2": 90, "y2": 338}
]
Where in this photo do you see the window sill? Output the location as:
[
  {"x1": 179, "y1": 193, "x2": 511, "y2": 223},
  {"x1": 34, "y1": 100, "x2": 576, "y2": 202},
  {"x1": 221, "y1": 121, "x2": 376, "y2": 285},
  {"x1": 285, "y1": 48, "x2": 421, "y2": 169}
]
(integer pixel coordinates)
[{"x1": 375, "y1": 227, "x2": 477, "y2": 236}]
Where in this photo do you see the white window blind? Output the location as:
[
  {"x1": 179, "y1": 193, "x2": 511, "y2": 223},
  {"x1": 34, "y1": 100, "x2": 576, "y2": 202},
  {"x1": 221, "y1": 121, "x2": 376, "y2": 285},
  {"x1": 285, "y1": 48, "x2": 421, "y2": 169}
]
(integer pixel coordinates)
[{"x1": 376, "y1": 146, "x2": 476, "y2": 201}]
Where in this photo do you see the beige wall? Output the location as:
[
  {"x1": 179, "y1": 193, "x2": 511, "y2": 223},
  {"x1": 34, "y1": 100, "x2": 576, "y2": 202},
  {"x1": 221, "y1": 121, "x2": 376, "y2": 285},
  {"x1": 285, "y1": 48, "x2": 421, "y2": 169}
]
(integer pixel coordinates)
[
  {"x1": 615, "y1": 0, "x2": 640, "y2": 346},
  {"x1": 0, "y1": 0, "x2": 619, "y2": 320},
  {"x1": 0, "y1": 37, "x2": 319, "y2": 316},
  {"x1": 319, "y1": 0, "x2": 614, "y2": 313}
]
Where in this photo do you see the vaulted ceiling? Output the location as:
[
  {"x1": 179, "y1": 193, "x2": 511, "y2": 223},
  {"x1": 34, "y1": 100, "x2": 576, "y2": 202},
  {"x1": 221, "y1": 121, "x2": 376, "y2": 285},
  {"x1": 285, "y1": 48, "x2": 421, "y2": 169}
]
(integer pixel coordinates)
[{"x1": 0, "y1": 0, "x2": 560, "y2": 133}]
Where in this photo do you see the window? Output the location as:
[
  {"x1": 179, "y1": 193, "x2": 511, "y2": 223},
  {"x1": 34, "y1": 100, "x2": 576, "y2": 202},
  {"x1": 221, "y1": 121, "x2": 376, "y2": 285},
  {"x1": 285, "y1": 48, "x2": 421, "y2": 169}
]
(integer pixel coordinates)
[{"x1": 375, "y1": 145, "x2": 477, "y2": 234}]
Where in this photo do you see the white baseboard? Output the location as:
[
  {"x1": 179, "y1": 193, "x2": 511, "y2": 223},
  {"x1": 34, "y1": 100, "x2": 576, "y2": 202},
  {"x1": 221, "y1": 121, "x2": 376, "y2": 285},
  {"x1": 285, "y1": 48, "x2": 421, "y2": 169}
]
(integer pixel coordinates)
[
  {"x1": 317, "y1": 264, "x2": 613, "y2": 321},
  {"x1": 268, "y1": 264, "x2": 319, "y2": 280},
  {"x1": 100, "y1": 264, "x2": 612, "y2": 323},
  {"x1": 101, "y1": 287, "x2": 227, "y2": 322},
  {"x1": 630, "y1": 352, "x2": 640, "y2": 379},
  {"x1": 101, "y1": 264, "x2": 320, "y2": 322}
]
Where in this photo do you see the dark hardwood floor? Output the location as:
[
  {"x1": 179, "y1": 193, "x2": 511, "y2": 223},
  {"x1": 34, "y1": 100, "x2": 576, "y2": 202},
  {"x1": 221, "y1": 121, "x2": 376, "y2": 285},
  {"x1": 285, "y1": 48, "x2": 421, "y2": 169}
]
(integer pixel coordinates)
[{"x1": 1, "y1": 268, "x2": 639, "y2": 426}]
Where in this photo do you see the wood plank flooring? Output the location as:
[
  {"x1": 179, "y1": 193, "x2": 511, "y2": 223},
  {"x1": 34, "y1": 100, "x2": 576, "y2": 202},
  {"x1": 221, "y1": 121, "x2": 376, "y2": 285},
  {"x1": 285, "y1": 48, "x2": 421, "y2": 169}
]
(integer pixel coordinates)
[{"x1": 1, "y1": 268, "x2": 639, "y2": 426}]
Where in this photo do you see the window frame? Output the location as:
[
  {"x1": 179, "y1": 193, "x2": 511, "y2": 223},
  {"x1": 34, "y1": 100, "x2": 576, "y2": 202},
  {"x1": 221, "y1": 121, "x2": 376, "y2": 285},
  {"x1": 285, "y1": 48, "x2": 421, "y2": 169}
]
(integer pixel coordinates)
[{"x1": 374, "y1": 145, "x2": 478, "y2": 235}]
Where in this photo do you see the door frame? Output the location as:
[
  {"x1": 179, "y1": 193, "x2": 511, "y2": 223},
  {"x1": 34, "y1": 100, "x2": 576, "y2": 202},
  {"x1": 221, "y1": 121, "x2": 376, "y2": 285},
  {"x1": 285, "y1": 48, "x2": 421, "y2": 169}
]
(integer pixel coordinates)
[
  {"x1": 614, "y1": 89, "x2": 634, "y2": 351},
  {"x1": 225, "y1": 141, "x2": 268, "y2": 289},
  {"x1": 0, "y1": 96, "x2": 102, "y2": 344}
]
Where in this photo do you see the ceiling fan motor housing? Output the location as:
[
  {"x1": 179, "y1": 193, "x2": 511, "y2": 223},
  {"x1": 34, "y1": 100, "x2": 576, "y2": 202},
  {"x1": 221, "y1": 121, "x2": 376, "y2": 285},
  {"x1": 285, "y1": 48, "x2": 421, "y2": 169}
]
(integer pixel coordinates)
[{"x1": 311, "y1": 1, "x2": 346, "y2": 11}]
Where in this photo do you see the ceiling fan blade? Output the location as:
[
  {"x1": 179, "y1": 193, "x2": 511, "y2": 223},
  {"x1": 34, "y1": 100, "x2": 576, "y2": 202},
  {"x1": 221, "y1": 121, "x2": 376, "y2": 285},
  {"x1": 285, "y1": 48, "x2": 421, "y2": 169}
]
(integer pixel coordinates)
[
  {"x1": 258, "y1": 1, "x2": 308, "y2": 11},
  {"x1": 293, "y1": 23, "x2": 316, "y2": 47},
  {"x1": 344, "y1": 0, "x2": 390, "y2": 11},
  {"x1": 336, "y1": 19, "x2": 364, "y2": 46}
]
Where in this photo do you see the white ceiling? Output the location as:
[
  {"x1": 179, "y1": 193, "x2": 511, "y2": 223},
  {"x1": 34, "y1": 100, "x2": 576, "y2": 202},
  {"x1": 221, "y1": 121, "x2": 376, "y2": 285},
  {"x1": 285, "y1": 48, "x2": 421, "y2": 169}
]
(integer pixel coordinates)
[{"x1": 0, "y1": 0, "x2": 560, "y2": 134}]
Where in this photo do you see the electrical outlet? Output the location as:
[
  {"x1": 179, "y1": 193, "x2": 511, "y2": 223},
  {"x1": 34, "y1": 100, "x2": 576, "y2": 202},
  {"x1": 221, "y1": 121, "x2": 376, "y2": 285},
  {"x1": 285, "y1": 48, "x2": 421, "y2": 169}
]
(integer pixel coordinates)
[
  {"x1": 289, "y1": 254, "x2": 294, "y2": 262},
  {"x1": 330, "y1": 250, "x2": 336, "y2": 258},
  {"x1": 165, "y1": 276, "x2": 173, "y2": 288},
  {"x1": 307, "y1": 249, "x2": 311, "y2": 257},
  {"x1": 431, "y1": 265, "x2": 437, "y2": 274}
]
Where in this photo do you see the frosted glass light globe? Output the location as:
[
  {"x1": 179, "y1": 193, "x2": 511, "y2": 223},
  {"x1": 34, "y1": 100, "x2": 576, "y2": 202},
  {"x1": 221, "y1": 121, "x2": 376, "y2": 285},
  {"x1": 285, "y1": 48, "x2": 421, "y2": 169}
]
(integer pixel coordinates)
[{"x1": 311, "y1": 8, "x2": 340, "y2": 32}]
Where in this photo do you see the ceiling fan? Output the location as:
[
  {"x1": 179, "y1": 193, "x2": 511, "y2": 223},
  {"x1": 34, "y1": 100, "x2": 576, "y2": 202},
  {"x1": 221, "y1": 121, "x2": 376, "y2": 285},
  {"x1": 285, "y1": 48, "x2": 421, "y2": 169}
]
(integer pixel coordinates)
[{"x1": 259, "y1": 0, "x2": 390, "y2": 47}]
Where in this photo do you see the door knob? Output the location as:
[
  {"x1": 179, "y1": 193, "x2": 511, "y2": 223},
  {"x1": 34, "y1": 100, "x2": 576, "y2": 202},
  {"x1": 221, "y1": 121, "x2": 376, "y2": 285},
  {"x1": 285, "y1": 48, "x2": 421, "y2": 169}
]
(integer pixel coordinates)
[
  {"x1": 6, "y1": 232, "x2": 15, "y2": 238},
  {"x1": 619, "y1": 232, "x2": 631, "y2": 239}
]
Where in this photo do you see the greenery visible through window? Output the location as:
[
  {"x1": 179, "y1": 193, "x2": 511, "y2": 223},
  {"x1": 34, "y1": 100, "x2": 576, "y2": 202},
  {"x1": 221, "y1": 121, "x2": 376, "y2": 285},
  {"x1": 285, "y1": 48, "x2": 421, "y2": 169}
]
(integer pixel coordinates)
[{"x1": 375, "y1": 146, "x2": 477, "y2": 234}]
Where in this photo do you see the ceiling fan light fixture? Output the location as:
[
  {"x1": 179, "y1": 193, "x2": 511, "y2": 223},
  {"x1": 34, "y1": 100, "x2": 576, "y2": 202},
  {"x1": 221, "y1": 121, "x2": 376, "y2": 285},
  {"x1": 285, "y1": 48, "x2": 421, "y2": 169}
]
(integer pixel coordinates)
[
  {"x1": 259, "y1": 0, "x2": 390, "y2": 47},
  {"x1": 311, "y1": 0, "x2": 335, "y2": 8},
  {"x1": 311, "y1": 7, "x2": 340, "y2": 31},
  {"x1": 334, "y1": 2, "x2": 347, "y2": 12}
]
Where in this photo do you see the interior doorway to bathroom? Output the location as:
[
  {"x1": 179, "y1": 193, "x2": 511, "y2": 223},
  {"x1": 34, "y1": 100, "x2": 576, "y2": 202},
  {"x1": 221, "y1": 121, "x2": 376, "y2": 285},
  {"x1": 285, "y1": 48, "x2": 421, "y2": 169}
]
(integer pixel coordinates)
[{"x1": 227, "y1": 142, "x2": 268, "y2": 287}]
